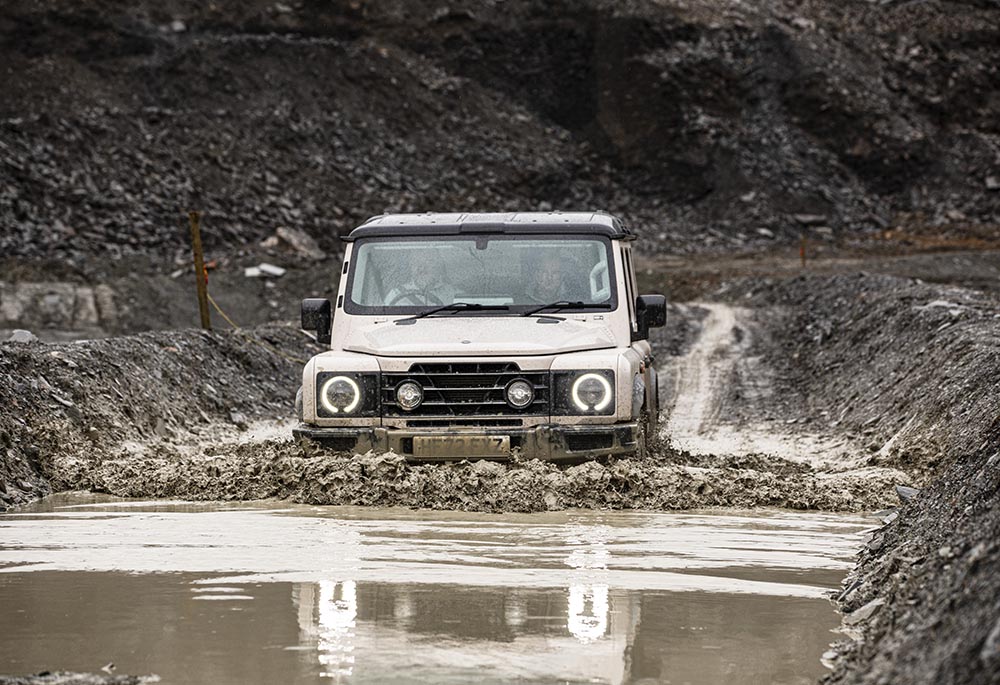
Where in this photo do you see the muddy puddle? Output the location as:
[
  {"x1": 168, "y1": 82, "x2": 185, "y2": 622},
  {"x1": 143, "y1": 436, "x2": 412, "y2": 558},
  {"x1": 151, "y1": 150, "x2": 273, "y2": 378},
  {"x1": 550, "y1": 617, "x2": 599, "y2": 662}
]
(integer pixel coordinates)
[{"x1": 0, "y1": 495, "x2": 872, "y2": 684}]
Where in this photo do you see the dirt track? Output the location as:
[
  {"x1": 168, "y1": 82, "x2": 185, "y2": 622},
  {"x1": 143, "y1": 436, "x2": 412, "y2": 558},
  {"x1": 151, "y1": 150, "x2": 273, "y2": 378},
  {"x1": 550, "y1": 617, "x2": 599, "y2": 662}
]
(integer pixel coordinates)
[{"x1": 665, "y1": 300, "x2": 870, "y2": 463}]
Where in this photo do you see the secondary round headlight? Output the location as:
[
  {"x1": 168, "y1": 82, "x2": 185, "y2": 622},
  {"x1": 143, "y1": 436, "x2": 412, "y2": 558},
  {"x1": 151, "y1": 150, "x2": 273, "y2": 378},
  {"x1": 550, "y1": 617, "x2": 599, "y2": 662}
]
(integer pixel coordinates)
[
  {"x1": 396, "y1": 381, "x2": 424, "y2": 411},
  {"x1": 320, "y1": 376, "x2": 361, "y2": 414},
  {"x1": 572, "y1": 373, "x2": 612, "y2": 412},
  {"x1": 505, "y1": 379, "x2": 534, "y2": 409}
]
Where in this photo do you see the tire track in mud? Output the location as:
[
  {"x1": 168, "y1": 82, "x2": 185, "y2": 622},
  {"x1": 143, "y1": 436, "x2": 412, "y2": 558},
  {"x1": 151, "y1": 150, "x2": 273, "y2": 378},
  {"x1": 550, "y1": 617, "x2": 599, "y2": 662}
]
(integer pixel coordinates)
[
  {"x1": 662, "y1": 302, "x2": 749, "y2": 441},
  {"x1": 657, "y1": 302, "x2": 905, "y2": 475}
]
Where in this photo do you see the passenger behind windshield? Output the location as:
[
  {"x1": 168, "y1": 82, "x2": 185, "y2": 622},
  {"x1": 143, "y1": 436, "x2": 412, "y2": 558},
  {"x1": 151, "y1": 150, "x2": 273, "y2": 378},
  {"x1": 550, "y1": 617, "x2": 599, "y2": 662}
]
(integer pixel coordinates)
[{"x1": 523, "y1": 253, "x2": 585, "y2": 304}]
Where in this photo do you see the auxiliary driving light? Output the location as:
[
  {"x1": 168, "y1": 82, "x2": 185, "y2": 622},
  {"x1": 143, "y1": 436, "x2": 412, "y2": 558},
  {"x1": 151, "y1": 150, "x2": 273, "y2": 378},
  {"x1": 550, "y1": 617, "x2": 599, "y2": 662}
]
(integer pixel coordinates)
[
  {"x1": 571, "y1": 373, "x2": 613, "y2": 412},
  {"x1": 320, "y1": 375, "x2": 361, "y2": 414},
  {"x1": 396, "y1": 381, "x2": 424, "y2": 411},
  {"x1": 505, "y1": 379, "x2": 535, "y2": 409}
]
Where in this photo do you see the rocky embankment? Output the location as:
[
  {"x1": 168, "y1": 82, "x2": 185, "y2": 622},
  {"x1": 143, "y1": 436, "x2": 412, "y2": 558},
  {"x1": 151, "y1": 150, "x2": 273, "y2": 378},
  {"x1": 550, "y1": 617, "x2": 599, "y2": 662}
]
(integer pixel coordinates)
[
  {"x1": 3, "y1": 0, "x2": 999, "y2": 265},
  {"x1": 734, "y1": 274, "x2": 1000, "y2": 685},
  {"x1": 0, "y1": 324, "x2": 318, "y2": 508}
]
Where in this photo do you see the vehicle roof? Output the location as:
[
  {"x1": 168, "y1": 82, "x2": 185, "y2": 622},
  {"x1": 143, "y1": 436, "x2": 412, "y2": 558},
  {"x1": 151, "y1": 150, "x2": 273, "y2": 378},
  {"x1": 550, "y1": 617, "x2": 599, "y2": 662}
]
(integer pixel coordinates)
[{"x1": 343, "y1": 212, "x2": 635, "y2": 241}]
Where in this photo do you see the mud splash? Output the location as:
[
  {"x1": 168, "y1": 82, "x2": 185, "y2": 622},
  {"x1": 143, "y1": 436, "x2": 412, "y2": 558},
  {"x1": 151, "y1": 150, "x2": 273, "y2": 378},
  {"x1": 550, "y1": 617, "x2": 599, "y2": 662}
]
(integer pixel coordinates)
[{"x1": 41, "y1": 431, "x2": 903, "y2": 513}]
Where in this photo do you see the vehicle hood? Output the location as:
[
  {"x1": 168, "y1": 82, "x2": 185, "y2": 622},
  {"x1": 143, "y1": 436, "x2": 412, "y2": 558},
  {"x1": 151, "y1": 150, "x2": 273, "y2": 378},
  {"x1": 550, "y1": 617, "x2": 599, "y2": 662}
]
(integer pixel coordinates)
[{"x1": 343, "y1": 317, "x2": 618, "y2": 356}]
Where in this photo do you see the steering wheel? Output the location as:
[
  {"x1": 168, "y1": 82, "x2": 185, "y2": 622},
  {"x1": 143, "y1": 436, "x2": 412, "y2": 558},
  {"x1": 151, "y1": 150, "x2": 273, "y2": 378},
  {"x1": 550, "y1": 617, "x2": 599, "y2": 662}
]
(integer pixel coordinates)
[{"x1": 387, "y1": 290, "x2": 444, "y2": 306}]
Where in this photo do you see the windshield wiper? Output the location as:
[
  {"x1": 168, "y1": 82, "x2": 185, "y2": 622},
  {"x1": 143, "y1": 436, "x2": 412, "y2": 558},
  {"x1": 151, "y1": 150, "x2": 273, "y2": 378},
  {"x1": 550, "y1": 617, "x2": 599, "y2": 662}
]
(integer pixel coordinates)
[
  {"x1": 521, "y1": 301, "x2": 613, "y2": 317},
  {"x1": 395, "y1": 302, "x2": 510, "y2": 325}
]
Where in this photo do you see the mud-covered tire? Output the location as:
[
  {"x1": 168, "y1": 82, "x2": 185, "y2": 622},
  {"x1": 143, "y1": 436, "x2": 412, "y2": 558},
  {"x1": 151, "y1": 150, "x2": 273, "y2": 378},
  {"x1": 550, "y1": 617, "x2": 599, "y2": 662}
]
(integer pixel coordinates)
[
  {"x1": 637, "y1": 409, "x2": 651, "y2": 459},
  {"x1": 637, "y1": 403, "x2": 662, "y2": 459}
]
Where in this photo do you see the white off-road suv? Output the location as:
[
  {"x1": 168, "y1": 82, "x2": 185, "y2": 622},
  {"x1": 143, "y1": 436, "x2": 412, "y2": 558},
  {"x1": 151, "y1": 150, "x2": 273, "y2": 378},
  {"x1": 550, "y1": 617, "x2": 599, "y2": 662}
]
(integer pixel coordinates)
[{"x1": 294, "y1": 212, "x2": 666, "y2": 460}]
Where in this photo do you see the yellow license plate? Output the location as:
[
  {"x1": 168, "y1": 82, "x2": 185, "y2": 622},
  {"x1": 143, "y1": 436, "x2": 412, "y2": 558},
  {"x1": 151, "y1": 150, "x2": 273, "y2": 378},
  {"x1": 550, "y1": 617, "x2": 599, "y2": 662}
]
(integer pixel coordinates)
[{"x1": 412, "y1": 435, "x2": 511, "y2": 458}]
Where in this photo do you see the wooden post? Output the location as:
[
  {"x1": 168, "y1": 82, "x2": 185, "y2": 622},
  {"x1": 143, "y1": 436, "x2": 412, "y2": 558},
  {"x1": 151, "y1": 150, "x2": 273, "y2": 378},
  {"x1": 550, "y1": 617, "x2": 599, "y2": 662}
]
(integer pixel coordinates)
[{"x1": 188, "y1": 210, "x2": 211, "y2": 330}]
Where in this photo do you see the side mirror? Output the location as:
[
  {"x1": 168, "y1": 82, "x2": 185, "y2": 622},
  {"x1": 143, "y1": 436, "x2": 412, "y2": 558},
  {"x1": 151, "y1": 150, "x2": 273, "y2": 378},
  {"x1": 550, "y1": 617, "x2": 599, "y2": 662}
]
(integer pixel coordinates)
[
  {"x1": 634, "y1": 294, "x2": 667, "y2": 341},
  {"x1": 301, "y1": 298, "x2": 332, "y2": 345}
]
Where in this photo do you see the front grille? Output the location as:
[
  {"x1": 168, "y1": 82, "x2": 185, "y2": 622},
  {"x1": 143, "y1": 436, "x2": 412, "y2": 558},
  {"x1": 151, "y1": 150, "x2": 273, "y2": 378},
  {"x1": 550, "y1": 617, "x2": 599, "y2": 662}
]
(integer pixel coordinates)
[
  {"x1": 405, "y1": 418, "x2": 524, "y2": 428},
  {"x1": 381, "y1": 363, "x2": 548, "y2": 417}
]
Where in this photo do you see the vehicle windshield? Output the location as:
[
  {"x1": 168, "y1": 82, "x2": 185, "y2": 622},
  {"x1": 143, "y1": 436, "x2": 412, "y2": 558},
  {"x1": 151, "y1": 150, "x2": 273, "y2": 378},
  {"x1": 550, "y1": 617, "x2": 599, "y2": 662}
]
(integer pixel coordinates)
[{"x1": 345, "y1": 235, "x2": 617, "y2": 315}]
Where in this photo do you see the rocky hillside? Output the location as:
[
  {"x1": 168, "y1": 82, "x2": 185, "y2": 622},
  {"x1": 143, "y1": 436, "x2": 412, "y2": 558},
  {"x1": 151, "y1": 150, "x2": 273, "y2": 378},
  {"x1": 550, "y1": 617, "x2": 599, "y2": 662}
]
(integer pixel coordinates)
[{"x1": 2, "y1": 0, "x2": 998, "y2": 262}]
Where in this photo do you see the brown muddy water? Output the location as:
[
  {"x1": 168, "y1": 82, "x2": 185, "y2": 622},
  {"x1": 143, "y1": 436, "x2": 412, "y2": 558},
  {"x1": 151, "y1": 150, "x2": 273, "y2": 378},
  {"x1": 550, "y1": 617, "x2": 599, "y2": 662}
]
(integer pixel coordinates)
[{"x1": 0, "y1": 495, "x2": 872, "y2": 685}]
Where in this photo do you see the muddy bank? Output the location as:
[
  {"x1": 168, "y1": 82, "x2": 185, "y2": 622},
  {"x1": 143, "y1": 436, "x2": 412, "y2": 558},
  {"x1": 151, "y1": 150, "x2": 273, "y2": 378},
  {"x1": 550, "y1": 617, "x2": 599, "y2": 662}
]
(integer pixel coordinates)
[
  {"x1": 0, "y1": 325, "x2": 318, "y2": 509},
  {"x1": 734, "y1": 273, "x2": 1000, "y2": 480},
  {"x1": 0, "y1": 675, "x2": 144, "y2": 685},
  {"x1": 726, "y1": 274, "x2": 1000, "y2": 685},
  {"x1": 823, "y1": 450, "x2": 1000, "y2": 685}
]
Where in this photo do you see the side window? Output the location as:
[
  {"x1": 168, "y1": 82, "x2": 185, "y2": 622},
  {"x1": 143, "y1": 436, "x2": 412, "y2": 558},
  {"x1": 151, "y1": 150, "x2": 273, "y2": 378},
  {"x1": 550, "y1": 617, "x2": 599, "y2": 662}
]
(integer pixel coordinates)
[{"x1": 622, "y1": 247, "x2": 636, "y2": 329}]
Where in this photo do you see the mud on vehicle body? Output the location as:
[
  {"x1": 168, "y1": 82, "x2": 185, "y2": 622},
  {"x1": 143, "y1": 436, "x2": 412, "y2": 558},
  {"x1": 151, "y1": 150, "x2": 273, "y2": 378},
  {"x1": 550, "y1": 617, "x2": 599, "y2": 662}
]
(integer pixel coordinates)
[{"x1": 294, "y1": 212, "x2": 666, "y2": 460}]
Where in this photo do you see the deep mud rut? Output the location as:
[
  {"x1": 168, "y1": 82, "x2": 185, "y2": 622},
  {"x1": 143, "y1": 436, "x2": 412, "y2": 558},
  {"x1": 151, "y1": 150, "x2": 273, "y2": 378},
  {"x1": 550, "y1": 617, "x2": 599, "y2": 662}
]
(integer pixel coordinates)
[
  {"x1": 665, "y1": 302, "x2": 848, "y2": 466},
  {"x1": 31, "y1": 301, "x2": 911, "y2": 514}
]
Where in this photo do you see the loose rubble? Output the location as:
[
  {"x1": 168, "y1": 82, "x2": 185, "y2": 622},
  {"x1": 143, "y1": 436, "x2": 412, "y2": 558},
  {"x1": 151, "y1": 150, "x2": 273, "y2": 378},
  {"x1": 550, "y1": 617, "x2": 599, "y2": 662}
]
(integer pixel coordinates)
[{"x1": 2, "y1": 0, "x2": 999, "y2": 264}]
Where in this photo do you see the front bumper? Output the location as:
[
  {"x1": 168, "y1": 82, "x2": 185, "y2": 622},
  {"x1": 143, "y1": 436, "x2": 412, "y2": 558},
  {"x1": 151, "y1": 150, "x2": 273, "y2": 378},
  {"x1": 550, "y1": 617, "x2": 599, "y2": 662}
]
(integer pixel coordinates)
[{"x1": 292, "y1": 422, "x2": 639, "y2": 461}]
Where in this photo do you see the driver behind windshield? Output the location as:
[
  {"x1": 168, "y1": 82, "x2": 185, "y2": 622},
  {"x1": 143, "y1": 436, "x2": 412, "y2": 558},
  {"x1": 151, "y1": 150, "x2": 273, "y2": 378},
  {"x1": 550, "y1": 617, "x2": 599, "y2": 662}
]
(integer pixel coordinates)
[{"x1": 384, "y1": 251, "x2": 457, "y2": 306}]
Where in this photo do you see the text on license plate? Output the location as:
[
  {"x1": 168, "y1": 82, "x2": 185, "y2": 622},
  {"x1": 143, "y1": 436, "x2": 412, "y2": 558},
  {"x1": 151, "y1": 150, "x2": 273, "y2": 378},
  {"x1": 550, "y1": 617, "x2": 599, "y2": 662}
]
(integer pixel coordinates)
[{"x1": 412, "y1": 435, "x2": 511, "y2": 457}]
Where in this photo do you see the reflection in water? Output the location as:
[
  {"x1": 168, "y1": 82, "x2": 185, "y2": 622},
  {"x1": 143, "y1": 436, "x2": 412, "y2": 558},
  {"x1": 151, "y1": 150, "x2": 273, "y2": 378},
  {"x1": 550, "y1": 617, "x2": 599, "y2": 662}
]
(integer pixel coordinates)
[
  {"x1": 318, "y1": 581, "x2": 358, "y2": 680},
  {"x1": 296, "y1": 581, "x2": 359, "y2": 681},
  {"x1": 566, "y1": 524, "x2": 615, "y2": 645},
  {"x1": 568, "y1": 584, "x2": 610, "y2": 644},
  {"x1": 294, "y1": 580, "x2": 634, "y2": 684},
  {"x1": 296, "y1": 523, "x2": 637, "y2": 681},
  {"x1": 503, "y1": 595, "x2": 527, "y2": 629}
]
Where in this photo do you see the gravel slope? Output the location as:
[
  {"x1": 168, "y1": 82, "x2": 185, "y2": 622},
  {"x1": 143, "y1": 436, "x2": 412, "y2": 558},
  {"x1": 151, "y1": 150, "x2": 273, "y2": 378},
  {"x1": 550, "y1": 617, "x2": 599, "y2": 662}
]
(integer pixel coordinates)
[{"x1": 3, "y1": 0, "x2": 999, "y2": 262}]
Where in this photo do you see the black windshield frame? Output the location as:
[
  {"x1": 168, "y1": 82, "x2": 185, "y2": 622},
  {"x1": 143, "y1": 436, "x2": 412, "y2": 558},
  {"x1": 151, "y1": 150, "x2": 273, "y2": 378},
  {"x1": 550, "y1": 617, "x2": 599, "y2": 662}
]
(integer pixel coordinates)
[{"x1": 343, "y1": 234, "x2": 619, "y2": 317}]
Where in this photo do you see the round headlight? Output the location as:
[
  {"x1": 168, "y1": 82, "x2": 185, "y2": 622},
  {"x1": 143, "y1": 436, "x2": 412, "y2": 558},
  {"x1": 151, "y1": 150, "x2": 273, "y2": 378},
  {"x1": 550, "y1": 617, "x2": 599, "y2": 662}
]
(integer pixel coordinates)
[
  {"x1": 395, "y1": 381, "x2": 424, "y2": 411},
  {"x1": 505, "y1": 379, "x2": 535, "y2": 409},
  {"x1": 571, "y1": 373, "x2": 612, "y2": 412},
  {"x1": 320, "y1": 376, "x2": 361, "y2": 414}
]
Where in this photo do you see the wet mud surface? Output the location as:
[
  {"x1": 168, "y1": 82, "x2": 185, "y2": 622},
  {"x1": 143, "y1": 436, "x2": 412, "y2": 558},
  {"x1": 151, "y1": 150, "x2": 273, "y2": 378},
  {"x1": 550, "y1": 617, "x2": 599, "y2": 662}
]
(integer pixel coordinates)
[
  {"x1": 47, "y1": 437, "x2": 906, "y2": 513},
  {"x1": 0, "y1": 675, "x2": 144, "y2": 685}
]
